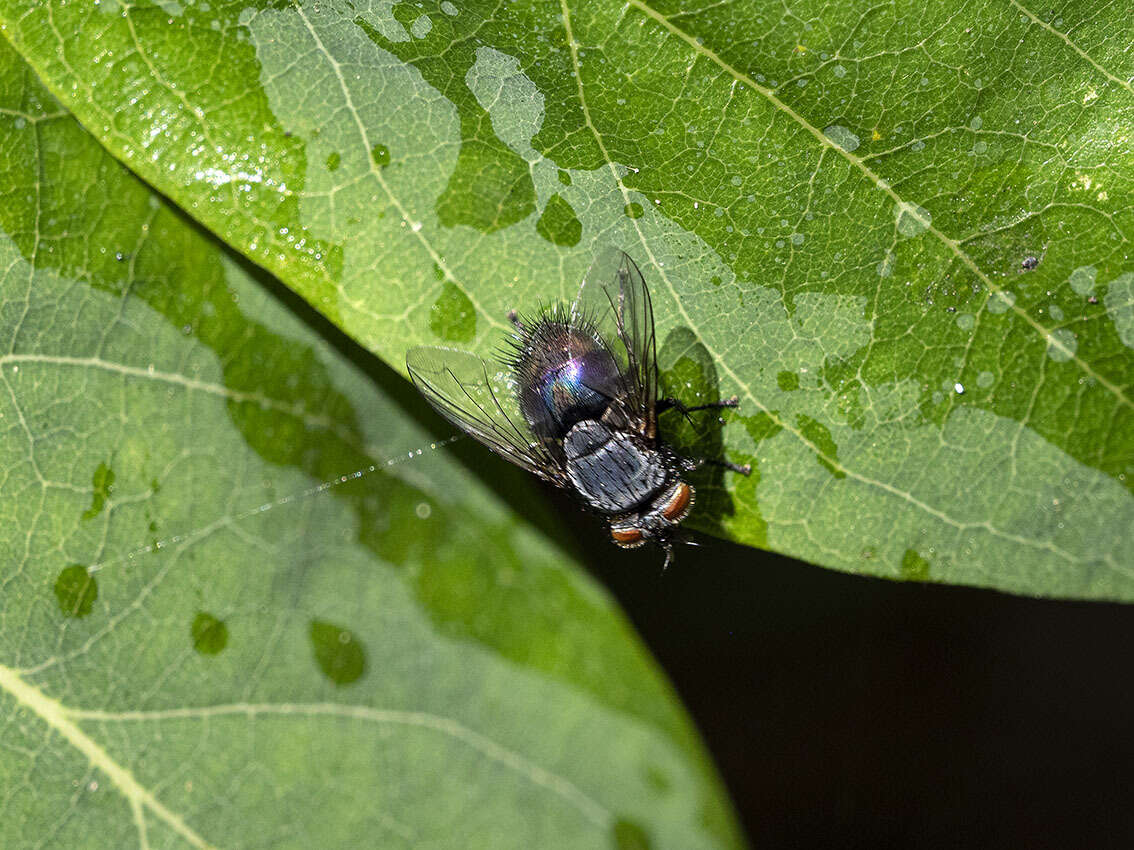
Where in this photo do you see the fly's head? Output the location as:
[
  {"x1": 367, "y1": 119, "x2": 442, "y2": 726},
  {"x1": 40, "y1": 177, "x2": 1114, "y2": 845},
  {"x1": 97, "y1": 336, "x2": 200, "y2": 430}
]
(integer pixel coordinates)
[{"x1": 608, "y1": 478, "x2": 695, "y2": 564}]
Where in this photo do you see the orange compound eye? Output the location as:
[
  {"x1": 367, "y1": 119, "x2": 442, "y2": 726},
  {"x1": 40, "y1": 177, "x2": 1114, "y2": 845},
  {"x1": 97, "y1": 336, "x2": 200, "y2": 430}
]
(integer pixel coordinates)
[
  {"x1": 659, "y1": 482, "x2": 694, "y2": 524},
  {"x1": 610, "y1": 525, "x2": 646, "y2": 548}
]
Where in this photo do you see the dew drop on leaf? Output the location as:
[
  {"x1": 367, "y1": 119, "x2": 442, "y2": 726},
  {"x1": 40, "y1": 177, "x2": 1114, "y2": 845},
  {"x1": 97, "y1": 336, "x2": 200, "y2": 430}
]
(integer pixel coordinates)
[
  {"x1": 822, "y1": 124, "x2": 860, "y2": 152},
  {"x1": 1068, "y1": 265, "x2": 1097, "y2": 296},
  {"x1": 895, "y1": 202, "x2": 932, "y2": 237}
]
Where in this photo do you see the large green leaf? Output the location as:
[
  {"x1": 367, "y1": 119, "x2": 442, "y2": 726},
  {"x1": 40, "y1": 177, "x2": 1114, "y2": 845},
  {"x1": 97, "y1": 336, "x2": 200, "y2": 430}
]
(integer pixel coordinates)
[
  {"x1": 0, "y1": 0, "x2": 1130, "y2": 599},
  {"x1": 0, "y1": 41, "x2": 741, "y2": 849}
]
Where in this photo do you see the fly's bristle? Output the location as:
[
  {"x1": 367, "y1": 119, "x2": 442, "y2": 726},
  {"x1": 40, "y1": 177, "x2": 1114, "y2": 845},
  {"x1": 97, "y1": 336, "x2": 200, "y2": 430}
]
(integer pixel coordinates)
[{"x1": 495, "y1": 298, "x2": 610, "y2": 378}]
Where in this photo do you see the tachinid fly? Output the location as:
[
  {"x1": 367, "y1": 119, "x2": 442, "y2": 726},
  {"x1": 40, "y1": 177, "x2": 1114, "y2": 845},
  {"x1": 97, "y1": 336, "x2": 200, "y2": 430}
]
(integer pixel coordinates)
[{"x1": 406, "y1": 248, "x2": 750, "y2": 566}]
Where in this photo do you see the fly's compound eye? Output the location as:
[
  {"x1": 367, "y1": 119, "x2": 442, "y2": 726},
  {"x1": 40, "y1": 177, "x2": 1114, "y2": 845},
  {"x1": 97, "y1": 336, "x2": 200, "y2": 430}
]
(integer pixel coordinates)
[
  {"x1": 659, "y1": 482, "x2": 695, "y2": 525},
  {"x1": 610, "y1": 524, "x2": 647, "y2": 548}
]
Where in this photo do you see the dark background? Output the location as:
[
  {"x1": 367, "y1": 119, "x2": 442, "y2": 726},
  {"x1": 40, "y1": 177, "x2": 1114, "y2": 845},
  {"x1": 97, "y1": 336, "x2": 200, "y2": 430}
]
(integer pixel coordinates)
[{"x1": 581, "y1": 527, "x2": 1134, "y2": 850}]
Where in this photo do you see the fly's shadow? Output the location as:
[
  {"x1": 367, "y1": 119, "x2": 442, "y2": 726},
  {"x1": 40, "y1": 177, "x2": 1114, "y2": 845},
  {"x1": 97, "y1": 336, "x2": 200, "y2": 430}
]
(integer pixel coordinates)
[{"x1": 657, "y1": 327, "x2": 739, "y2": 537}]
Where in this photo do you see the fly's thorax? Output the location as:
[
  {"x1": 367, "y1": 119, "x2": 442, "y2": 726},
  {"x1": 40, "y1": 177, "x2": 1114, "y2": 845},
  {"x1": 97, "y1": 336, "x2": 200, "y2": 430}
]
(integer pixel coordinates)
[
  {"x1": 562, "y1": 420, "x2": 672, "y2": 515},
  {"x1": 609, "y1": 480, "x2": 696, "y2": 549},
  {"x1": 508, "y1": 316, "x2": 623, "y2": 438}
]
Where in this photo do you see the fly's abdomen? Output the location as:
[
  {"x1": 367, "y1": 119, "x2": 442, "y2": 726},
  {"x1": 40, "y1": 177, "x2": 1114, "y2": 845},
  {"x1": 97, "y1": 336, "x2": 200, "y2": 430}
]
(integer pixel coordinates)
[{"x1": 563, "y1": 420, "x2": 668, "y2": 514}]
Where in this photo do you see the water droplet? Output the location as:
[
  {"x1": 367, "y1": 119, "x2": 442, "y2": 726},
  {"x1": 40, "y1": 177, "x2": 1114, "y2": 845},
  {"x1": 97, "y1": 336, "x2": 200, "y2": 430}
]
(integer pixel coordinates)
[
  {"x1": 895, "y1": 202, "x2": 932, "y2": 237},
  {"x1": 1045, "y1": 328, "x2": 1077, "y2": 362},
  {"x1": 823, "y1": 124, "x2": 860, "y2": 152},
  {"x1": 988, "y1": 291, "x2": 1016, "y2": 314},
  {"x1": 954, "y1": 382, "x2": 965, "y2": 394},
  {"x1": 1068, "y1": 265, "x2": 1097, "y2": 295},
  {"x1": 956, "y1": 313, "x2": 975, "y2": 331},
  {"x1": 371, "y1": 143, "x2": 390, "y2": 168},
  {"x1": 1104, "y1": 272, "x2": 1134, "y2": 348},
  {"x1": 1048, "y1": 304, "x2": 1064, "y2": 321},
  {"x1": 832, "y1": 64, "x2": 847, "y2": 78},
  {"x1": 977, "y1": 370, "x2": 995, "y2": 388}
]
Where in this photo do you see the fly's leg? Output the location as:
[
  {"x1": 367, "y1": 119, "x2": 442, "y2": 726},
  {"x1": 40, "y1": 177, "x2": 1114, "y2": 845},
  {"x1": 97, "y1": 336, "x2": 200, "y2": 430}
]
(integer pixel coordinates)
[
  {"x1": 681, "y1": 454, "x2": 752, "y2": 477},
  {"x1": 506, "y1": 309, "x2": 524, "y2": 329},
  {"x1": 663, "y1": 395, "x2": 748, "y2": 473},
  {"x1": 658, "y1": 395, "x2": 740, "y2": 423}
]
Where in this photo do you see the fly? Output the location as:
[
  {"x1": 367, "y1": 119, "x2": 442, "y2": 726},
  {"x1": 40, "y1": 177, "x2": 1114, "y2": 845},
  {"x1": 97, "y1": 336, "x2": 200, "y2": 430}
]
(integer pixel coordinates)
[{"x1": 406, "y1": 248, "x2": 750, "y2": 566}]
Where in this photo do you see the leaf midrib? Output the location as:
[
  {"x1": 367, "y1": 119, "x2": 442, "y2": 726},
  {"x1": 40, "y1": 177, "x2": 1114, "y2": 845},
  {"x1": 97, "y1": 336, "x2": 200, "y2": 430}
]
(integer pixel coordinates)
[
  {"x1": 561, "y1": 0, "x2": 1129, "y2": 568},
  {"x1": 624, "y1": 0, "x2": 1132, "y2": 411},
  {"x1": 0, "y1": 663, "x2": 217, "y2": 850},
  {"x1": 1007, "y1": 0, "x2": 1134, "y2": 93},
  {"x1": 0, "y1": 663, "x2": 612, "y2": 849}
]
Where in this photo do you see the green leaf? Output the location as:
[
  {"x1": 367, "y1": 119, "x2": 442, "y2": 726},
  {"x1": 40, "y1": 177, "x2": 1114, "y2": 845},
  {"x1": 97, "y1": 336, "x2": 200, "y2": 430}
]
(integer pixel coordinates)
[
  {"x1": 0, "y1": 42, "x2": 741, "y2": 849},
  {"x1": 1, "y1": 0, "x2": 1130, "y2": 601}
]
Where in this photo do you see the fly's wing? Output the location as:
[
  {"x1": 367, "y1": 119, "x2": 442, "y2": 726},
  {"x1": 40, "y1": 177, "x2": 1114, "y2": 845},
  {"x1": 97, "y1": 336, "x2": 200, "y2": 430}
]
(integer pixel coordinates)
[
  {"x1": 570, "y1": 247, "x2": 659, "y2": 438},
  {"x1": 406, "y1": 346, "x2": 565, "y2": 483}
]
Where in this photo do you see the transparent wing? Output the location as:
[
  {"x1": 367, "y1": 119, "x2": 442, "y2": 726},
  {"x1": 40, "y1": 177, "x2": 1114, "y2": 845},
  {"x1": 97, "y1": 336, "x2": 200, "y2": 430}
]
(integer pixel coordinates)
[
  {"x1": 570, "y1": 247, "x2": 659, "y2": 437},
  {"x1": 406, "y1": 346, "x2": 564, "y2": 482}
]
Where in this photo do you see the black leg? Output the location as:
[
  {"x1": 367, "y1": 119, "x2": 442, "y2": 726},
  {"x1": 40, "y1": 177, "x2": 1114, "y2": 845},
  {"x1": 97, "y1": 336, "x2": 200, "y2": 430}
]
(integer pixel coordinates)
[
  {"x1": 658, "y1": 395, "x2": 740, "y2": 416},
  {"x1": 708, "y1": 457, "x2": 753, "y2": 476},
  {"x1": 682, "y1": 454, "x2": 752, "y2": 476}
]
